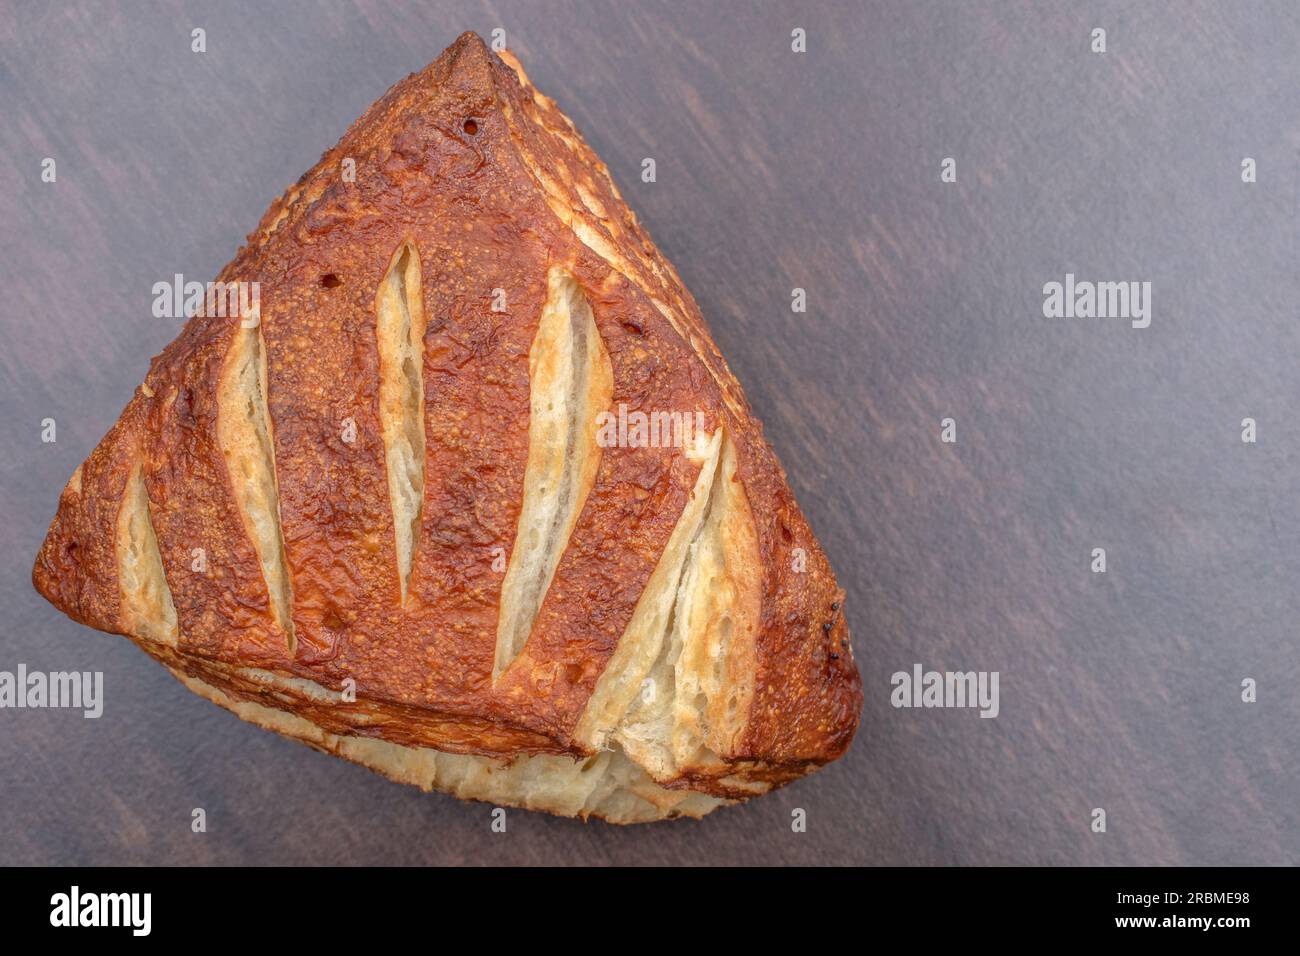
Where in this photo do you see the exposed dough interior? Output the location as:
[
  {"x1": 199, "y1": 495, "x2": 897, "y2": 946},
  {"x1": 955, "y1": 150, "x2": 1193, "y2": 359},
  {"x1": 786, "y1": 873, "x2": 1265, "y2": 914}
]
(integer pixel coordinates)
[
  {"x1": 375, "y1": 242, "x2": 428, "y2": 603},
  {"x1": 573, "y1": 428, "x2": 761, "y2": 789},
  {"x1": 216, "y1": 321, "x2": 295, "y2": 646},
  {"x1": 609, "y1": 431, "x2": 759, "y2": 780},
  {"x1": 171, "y1": 666, "x2": 726, "y2": 824},
  {"x1": 116, "y1": 463, "x2": 178, "y2": 646},
  {"x1": 494, "y1": 269, "x2": 612, "y2": 679}
]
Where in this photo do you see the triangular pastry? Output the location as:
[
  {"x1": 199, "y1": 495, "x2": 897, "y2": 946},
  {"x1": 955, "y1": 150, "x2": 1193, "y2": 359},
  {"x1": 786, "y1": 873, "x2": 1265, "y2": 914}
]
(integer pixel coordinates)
[{"x1": 32, "y1": 32, "x2": 862, "y2": 822}]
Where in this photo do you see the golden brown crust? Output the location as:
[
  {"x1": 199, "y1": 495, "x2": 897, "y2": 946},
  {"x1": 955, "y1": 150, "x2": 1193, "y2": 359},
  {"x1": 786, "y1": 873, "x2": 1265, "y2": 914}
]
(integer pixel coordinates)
[{"x1": 31, "y1": 32, "x2": 862, "y2": 818}]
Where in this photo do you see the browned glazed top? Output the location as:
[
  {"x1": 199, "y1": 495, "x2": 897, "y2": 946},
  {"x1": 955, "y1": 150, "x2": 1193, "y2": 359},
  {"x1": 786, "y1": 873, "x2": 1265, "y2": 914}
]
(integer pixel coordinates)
[{"x1": 33, "y1": 33, "x2": 861, "y2": 786}]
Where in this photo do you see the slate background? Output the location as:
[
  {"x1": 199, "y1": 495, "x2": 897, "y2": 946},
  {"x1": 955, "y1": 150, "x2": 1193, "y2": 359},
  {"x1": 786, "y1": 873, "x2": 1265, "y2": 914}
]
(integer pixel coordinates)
[{"x1": 2, "y1": 0, "x2": 1298, "y2": 865}]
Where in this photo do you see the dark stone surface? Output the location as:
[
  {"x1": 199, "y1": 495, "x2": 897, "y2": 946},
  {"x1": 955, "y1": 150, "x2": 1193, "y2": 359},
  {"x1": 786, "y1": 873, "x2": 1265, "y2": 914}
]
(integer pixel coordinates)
[{"x1": 1, "y1": 0, "x2": 1297, "y2": 865}]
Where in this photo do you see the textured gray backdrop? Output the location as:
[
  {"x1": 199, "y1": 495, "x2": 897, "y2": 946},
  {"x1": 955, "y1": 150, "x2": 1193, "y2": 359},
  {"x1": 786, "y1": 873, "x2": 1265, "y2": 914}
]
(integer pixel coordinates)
[{"x1": 2, "y1": 0, "x2": 1298, "y2": 865}]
